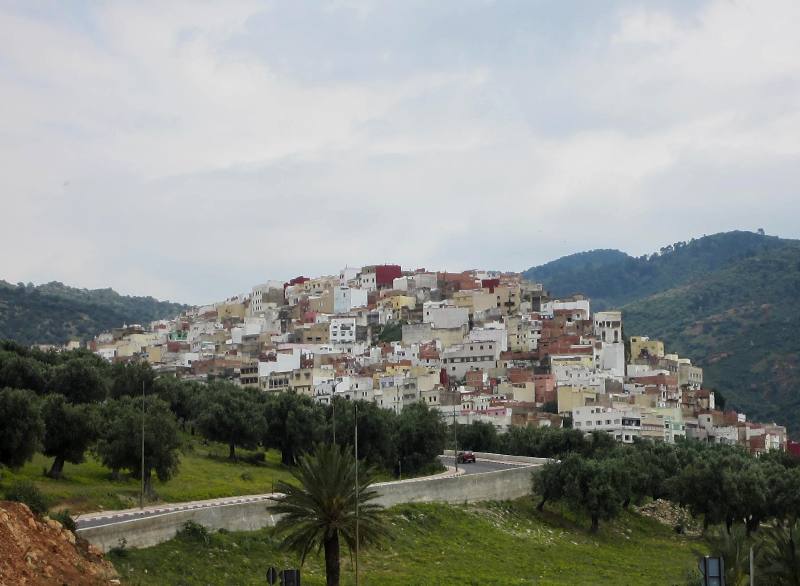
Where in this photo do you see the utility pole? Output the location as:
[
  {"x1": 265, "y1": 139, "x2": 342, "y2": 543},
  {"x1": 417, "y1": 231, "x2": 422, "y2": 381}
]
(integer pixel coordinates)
[
  {"x1": 332, "y1": 394, "x2": 336, "y2": 445},
  {"x1": 453, "y1": 406, "x2": 458, "y2": 473},
  {"x1": 140, "y1": 380, "x2": 145, "y2": 510},
  {"x1": 354, "y1": 402, "x2": 359, "y2": 586},
  {"x1": 750, "y1": 546, "x2": 754, "y2": 586}
]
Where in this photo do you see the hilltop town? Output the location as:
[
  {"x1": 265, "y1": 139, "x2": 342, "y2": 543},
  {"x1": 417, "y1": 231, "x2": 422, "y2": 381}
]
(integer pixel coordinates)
[{"x1": 82, "y1": 264, "x2": 790, "y2": 454}]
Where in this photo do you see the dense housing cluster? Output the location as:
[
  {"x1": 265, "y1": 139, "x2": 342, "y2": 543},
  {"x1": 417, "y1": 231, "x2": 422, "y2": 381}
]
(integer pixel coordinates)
[{"x1": 85, "y1": 264, "x2": 790, "y2": 454}]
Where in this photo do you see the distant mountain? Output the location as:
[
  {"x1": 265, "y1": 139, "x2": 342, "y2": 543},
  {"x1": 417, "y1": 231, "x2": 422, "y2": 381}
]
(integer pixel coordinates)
[
  {"x1": 524, "y1": 231, "x2": 800, "y2": 435},
  {"x1": 524, "y1": 231, "x2": 790, "y2": 310},
  {"x1": 0, "y1": 280, "x2": 188, "y2": 345}
]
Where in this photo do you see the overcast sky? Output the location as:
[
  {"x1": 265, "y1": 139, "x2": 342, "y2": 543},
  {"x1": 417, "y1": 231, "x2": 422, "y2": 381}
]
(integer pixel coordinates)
[{"x1": 2, "y1": 1, "x2": 799, "y2": 305}]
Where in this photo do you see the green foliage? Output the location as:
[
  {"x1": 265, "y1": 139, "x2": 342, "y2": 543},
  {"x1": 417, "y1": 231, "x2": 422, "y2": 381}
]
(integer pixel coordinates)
[
  {"x1": 109, "y1": 360, "x2": 155, "y2": 399},
  {"x1": 524, "y1": 231, "x2": 788, "y2": 308},
  {"x1": 705, "y1": 525, "x2": 753, "y2": 586},
  {"x1": 195, "y1": 381, "x2": 266, "y2": 460},
  {"x1": 0, "y1": 352, "x2": 49, "y2": 393},
  {"x1": 2, "y1": 436, "x2": 295, "y2": 514},
  {"x1": 152, "y1": 376, "x2": 201, "y2": 427},
  {"x1": 455, "y1": 420, "x2": 501, "y2": 452},
  {"x1": 50, "y1": 509, "x2": 77, "y2": 532},
  {"x1": 47, "y1": 358, "x2": 108, "y2": 404},
  {"x1": 328, "y1": 398, "x2": 398, "y2": 471},
  {"x1": 4, "y1": 479, "x2": 49, "y2": 515},
  {"x1": 95, "y1": 395, "x2": 181, "y2": 497},
  {"x1": 177, "y1": 520, "x2": 211, "y2": 545},
  {"x1": 397, "y1": 402, "x2": 446, "y2": 474},
  {"x1": 262, "y1": 392, "x2": 326, "y2": 466},
  {"x1": 0, "y1": 387, "x2": 44, "y2": 469},
  {"x1": 41, "y1": 393, "x2": 99, "y2": 478},
  {"x1": 377, "y1": 321, "x2": 403, "y2": 342},
  {"x1": 270, "y1": 443, "x2": 389, "y2": 586},
  {"x1": 0, "y1": 279, "x2": 187, "y2": 345},
  {"x1": 757, "y1": 521, "x2": 800, "y2": 586},
  {"x1": 110, "y1": 500, "x2": 704, "y2": 585}
]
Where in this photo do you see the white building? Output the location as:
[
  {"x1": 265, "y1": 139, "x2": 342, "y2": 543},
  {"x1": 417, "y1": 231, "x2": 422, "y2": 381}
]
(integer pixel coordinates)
[
  {"x1": 339, "y1": 266, "x2": 360, "y2": 286},
  {"x1": 249, "y1": 281, "x2": 285, "y2": 315},
  {"x1": 541, "y1": 298, "x2": 591, "y2": 319},
  {"x1": 441, "y1": 342, "x2": 498, "y2": 380},
  {"x1": 422, "y1": 302, "x2": 469, "y2": 329},
  {"x1": 573, "y1": 405, "x2": 642, "y2": 443},
  {"x1": 329, "y1": 317, "x2": 357, "y2": 347},
  {"x1": 334, "y1": 286, "x2": 369, "y2": 313}
]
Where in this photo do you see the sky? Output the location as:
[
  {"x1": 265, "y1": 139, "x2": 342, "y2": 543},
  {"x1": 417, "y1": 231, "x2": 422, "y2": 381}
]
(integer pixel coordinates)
[{"x1": 1, "y1": 0, "x2": 799, "y2": 305}]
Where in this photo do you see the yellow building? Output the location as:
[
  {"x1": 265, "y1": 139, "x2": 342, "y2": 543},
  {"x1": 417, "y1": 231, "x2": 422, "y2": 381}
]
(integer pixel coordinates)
[
  {"x1": 117, "y1": 333, "x2": 162, "y2": 358},
  {"x1": 453, "y1": 290, "x2": 496, "y2": 315},
  {"x1": 146, "y1": 344, "x2": 165, "y2": 364},
  {"x1": 382, "y1": 295, "x2": 416, "y2": 311},
  {"x1": 557, "y1": 385, "x2": 598, "y2": 414},
  {"x1": 216, "y1": 301, "x2": 246, "y2": 321},
  {"x1": 630, "y1": 336, "x2": 665, "y2": 360},
  {"x1": 550, "y1": 354, "x2": 594, "y2": 369},
  {"x1": 308, "y1": 291, "x2": 334, "y2": 314}
]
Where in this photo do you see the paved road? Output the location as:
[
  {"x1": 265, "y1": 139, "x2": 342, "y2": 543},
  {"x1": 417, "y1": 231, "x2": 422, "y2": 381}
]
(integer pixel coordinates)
[
  {"x1": 76, "y1": 455, "x2": 528, "y2": 530},
  {"x1": 438, "y1": 455, "x2": 528, "y2": 475},
  {"x1": 76, "y1": 494, "x2": 277, "y2": 530}
]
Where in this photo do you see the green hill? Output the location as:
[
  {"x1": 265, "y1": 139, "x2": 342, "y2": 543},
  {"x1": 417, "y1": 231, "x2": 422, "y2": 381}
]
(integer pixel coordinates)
[
  {"x1": 110, "y1": 500, "x2": 703, "y2": 585},
  {"x1": 524, "y1": 231, "x2": 790, "y2": 309},
  {"x1": 524, "y1": 231, "x2": 800, "y2": 435},
  {"x1": 0, "y1": 280, "x2": 188, "y2": 345}
]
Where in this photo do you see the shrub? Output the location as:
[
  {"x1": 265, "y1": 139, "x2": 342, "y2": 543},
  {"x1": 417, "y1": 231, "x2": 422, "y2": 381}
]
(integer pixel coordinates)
[
  {"x1": 109, "y1": 537, "x2": 128, "y2": 558},
  {"x1": 4, "y1": 480, "x2": 48, "y2": 515},
  {"x1": 242, "y1": 451, "x2": 266, "y2": 465},
  {"x1": 177, "y1": 520, "x2": 210, "y2": 544},
  {"x1": 50, "y1": 509, "x2": 77, "y2": 532}
]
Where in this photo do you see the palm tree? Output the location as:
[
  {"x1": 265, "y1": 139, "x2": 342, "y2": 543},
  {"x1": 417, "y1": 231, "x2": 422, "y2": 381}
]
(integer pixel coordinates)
[
  {"x1": 706, "y1": 525, "x2": 752, "y2": 586},
  {"x1": 757, "y1": 521, "x2": 800, "y2": 585},
  {"x1": 269, "y1": 443, "x2": 389, "y2": 586}
]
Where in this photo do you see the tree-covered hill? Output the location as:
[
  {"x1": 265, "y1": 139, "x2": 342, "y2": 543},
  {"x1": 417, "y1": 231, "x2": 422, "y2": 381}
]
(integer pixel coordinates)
[
  {"x1": 0, "y1": 280, "x2": 188, "y2": 345},
  {"x1": 524, "y1": 231, "x2": 800, "y2": 435},
  {"x1": 523, "y1": 231, "x2": 791, "y2": 309}
]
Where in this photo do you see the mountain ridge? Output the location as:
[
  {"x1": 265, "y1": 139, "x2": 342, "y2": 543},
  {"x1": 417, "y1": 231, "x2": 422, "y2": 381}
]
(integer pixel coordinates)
[{"x1": 0, "y1": 279, "x2": 189, "y2": 345}]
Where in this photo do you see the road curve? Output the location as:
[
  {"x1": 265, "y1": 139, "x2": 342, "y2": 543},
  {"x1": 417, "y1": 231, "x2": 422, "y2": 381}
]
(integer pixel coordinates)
[{"x1": 76, "y1": 455, "x2": 528, "y2": 530}]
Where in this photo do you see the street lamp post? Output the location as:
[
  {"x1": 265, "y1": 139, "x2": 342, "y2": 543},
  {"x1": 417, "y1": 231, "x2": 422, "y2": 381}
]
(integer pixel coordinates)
[
  {"x1": 140, "y1": 380, "x2": 145, "y2": 509},
  {"x1": 453, "y1": 406, "x2": 458, "y2": 473},
  {"x1": 354, "y1": 401, "x2": 360, "y2": 586}
]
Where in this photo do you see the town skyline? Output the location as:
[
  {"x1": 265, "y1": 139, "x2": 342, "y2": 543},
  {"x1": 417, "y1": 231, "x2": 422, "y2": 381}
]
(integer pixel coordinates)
[{"x1": 2, "y1": 1, "x2": 800, "y2": 304}]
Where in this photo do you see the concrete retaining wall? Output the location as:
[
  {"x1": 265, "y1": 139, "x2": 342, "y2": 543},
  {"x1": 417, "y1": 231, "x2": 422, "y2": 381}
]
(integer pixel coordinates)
[
  {"x1": 78, "y1": 461, "x2": 543, "y2": 552},
  {"x1": 442, "y1": 450, "x2": 551, "y2": 466}
]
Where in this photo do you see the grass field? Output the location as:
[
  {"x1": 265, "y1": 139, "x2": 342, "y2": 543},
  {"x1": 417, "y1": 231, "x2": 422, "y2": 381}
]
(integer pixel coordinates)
[
  {"x1": 110, "y1": 499, "x2": 706, "y2": 585},
  {"x1": 0, "y1": 434, "x2": 296, "y2": 514}
]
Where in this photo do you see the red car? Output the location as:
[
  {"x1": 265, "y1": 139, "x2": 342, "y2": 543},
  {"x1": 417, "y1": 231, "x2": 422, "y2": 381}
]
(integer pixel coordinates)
[{"x1": 457, "y1": 451, "x2": 476, "y2": 464}]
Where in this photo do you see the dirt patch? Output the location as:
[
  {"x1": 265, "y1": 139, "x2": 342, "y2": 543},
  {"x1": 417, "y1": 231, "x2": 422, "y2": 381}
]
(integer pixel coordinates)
[{"x1": 0, "y1": 500, "x2": 119, "y2": 585}]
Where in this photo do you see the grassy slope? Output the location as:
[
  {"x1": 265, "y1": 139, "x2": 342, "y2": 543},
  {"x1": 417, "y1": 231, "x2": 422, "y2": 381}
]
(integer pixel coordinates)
[
  {"x1": 0, "y1": 280, "x2": 187, "y2": 345},
  {"x1": 0, "y1": 434, "x2": 295, "y2": 514},
  {"x1": 110, "y1": 500, "x2": 704, "y2": 586}
]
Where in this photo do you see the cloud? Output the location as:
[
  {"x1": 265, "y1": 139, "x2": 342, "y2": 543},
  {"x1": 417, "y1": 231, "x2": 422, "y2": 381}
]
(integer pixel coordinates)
[{"x1": 1, "y1": 0, "x2": 799, "y2": 304}]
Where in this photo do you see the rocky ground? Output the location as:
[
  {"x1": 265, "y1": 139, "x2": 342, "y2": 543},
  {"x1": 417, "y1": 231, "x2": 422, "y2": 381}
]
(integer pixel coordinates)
[
  {"x1": 635, "y1": 499, "x2": 702, "y2": 536},
  {"x1": 0, "y1": 500, "x2": 119, "y2": 585}
]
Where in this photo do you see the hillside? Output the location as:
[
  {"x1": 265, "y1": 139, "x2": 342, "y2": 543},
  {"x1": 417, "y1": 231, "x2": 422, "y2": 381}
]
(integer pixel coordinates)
[
  {"x1": 0, "y1": 280, "x2": 188, "y2": 345},
  {"x1": 109, "y1": 500, "x2": 703, "y2": 585},
  {"x1": 524, "y1": 231, "x2": 800, "y2": 434},
  {"x1": 524, "y1": 231, "x2": 790, "y2": 309},
  {"x1": 622, "y1": 245, "x2": 800, "y2": 434}
]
